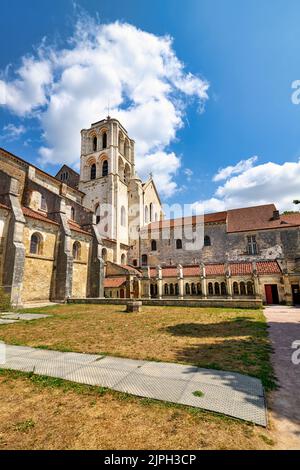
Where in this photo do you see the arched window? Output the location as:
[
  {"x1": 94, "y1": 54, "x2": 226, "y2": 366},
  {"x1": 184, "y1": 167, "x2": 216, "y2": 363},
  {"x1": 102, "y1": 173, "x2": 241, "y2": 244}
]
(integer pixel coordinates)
[
  {"x1": 170, "y1": 283, "x2": 174, "y2": 295},
  {"x1": 121, "y1": 206, "x2": 126, "y2": 227},
  {"x1": 175, "y1": 283, "x2": 179, "y2": 296},
  {"x1": 102, "y1": 160, "x2": 108, "y2": 177},
  {"x1": 176, "y1": 239, "x2": 182, "y2": 250},
  {"x1": 102, "y1": 248, "x2": 107, "y2": 262},
  {"x1": 41, "y1": 194, "x2": 47, "y2": 211},
  {"x1": 133, "y1": 259, "x2": 137, "y2": 267},
  {"x1": 240, "y1": 282, "x2": 246, "y2": 295},
  {"x1": 30, "y1": 232, "x2": 42, "y2": 255},
  {"x1": 124, "y1": 139, "x2": 130, "y2": 159},
  {"x1": 142, "y1": 254, "x2": 148, "y2": 266},
  {"x1": 95, "y1": 203, "x2": 100, "y2": 224},
  {"x1": 102, "y1": 132, "x2": 107, "y2": 149},
  {"x1": 185, "y1": 283, "x2": 190, "y2": 295},
  {"x1": 71, "y1": 207, "x2": 75, "y2": 220},
  {"x1": 215, "y1": 282, "x2": 220, "y2": 295},
  {"x1": 221, "y1": 282, "x2": 227, "y2": 296},
  {"x1": 191, "y1": 283, "x2": 196, "y2": 295},
  {"x1": 72, "y1": 241, "x2": 81, "y2": 260},
  {"x1": 197, "y1": 283, "x2": 202, "y2": 295},
  {"x1": 204, "y1": 235, "x2": 211, "y2": 247},
  {"x1": 121, "y1": 253, "x2": 126, "y2": 265},
  {"x1": 247, "y1": 281, "x2": 254, "y2": 296},
  {"x1": 164, "y1": 284, "x2": 169, "y2": 295},
  {"x1": 151, "y1": 240, "x2": 157, "y2": 251},
  {"x1": 91, "y1": 163, "x2": 96, "y2": 180},
  {"x1": 150, "y1": 203, "x2": 153, "y2": 222},
  {"x1": 145, "y1": 206, "x2": 149, "y2": 224},
  {"x1": 208, "y1": 282, "x2": 213, "y2": 295},
  {"x1": 93, "y1": 137, "x2": 97, "y2": 152},
  {"x1": 233, "y1": 282, "x2": 239, "y2": 295}
]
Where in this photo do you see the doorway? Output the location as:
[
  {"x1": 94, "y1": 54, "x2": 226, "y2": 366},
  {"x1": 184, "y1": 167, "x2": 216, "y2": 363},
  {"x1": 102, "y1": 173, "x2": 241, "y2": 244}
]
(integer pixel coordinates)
[
  {"x1": 292, "y1": 284, "x2": 300, "y2": 305},
  {"x1": 265, "y1": 284, "x2": 279, "y2": 305}
]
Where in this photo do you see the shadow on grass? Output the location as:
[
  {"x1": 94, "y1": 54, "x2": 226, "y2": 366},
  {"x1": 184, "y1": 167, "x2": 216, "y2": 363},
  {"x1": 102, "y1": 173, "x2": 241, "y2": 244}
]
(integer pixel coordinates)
[{"x1": 160, "y1": 318, "x2": 276, "y2": 391}]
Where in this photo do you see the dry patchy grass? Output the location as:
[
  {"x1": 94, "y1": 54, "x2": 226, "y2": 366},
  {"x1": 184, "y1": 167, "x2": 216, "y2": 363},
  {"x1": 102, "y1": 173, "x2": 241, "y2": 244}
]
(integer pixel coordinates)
[
  {"x1": 0, "y1": 370, "x2": 276, "y2": 450},
  {"x1": 0, "y1": 304, "x2": 274, "y2": 388}
]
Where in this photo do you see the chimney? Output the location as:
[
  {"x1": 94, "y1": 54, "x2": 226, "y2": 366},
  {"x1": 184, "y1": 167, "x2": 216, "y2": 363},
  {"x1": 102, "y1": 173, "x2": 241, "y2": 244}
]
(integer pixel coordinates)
[{"x1": 273, "y1": 210, "x2": 280, "y2": 220}]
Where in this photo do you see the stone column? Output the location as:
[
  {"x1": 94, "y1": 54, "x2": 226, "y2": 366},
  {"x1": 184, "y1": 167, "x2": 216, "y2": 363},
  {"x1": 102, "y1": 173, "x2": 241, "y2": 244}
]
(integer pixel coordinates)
[
  {"x1": 252, "y1": 262, "x2": 260, "y2": 299},
  {"x1": 157, "y1": 265, "x2": 163, "y2": 299},
  {"x1": 142, "y1": 266, "x2": 151, "y2": 299},
  {"x1": 201, "y1": 263, "x2": 207, "y2": 298},
  {"x1": 177, "y1": 264, "x2": 184, "y2": 299},
  {"x1": 225, "y1": 264, "x2": 232, "y2": 298}
]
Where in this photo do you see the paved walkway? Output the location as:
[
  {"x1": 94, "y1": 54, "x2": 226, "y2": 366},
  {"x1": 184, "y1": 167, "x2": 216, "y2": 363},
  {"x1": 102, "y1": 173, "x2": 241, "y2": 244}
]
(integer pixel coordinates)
[
  {"x1": 0, "y1": 343, "x2": 267, "y2": 426},
  {"x1": 264, "y1": 306, "x2": 300, "y2": 449},
  {"x1": 0, "y1": 313, "x2": 51, "y2": 325}
]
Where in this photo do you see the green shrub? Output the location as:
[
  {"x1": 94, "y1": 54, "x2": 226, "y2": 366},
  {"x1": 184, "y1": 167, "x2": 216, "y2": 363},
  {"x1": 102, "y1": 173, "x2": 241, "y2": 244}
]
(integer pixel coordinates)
[{"x1": 0, "y1": 287, "x2": 11, "y2": 312}]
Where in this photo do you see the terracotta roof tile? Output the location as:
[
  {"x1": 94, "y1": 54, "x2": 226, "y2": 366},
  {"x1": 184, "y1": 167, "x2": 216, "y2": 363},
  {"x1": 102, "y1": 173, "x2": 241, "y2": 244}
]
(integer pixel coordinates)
[
  {"x1": 256, "y1": 261, "x2": 281, "y2": 274},
  {"x1": 227, "y1": 204, "x2": 300, "y2": 232},
  {"x1": 104, "y1": 277, "x2": 127, "y2": 288},
  {"x1": 230, "y1": 263, "x2": 252, "y2": 275},
  {"x1": 183, "y1": 266, "x2": 201, "y2": 276},
  {"x1": 205, "y1": 264, "x2": 225, "y2": 275},
  {"x1": 22, "y1": 206, "x2": 59, "y2": 226},
  {"x1": 147, "y1": 211, "x2": 227, "y2": 231},
  {"x1": 161, "y1": 267, "x2": 178, "y2": 277}
]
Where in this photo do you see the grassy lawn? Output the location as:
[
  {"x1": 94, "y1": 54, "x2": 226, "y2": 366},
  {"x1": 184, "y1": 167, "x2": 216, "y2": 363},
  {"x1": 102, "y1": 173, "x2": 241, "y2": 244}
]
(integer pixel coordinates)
[
  {"x1": 0, "y1": 304, "x2": 275, "y2": 389},
  {"x1": 0, "y1": 369, "x2": 276, "y2": 450}
]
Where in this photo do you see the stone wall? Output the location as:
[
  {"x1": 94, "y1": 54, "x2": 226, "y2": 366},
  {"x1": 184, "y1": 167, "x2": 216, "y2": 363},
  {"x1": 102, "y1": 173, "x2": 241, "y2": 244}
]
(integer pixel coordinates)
[{"x1": 22, "y1": 221, "x2": 57, "y2": 302}]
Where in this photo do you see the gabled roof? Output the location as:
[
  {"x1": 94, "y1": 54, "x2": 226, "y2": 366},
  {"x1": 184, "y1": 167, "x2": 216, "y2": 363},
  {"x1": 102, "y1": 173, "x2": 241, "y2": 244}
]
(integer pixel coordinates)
[
  {"x1": 55, "y1": 164, "x2": 80, "y2": 178},
  {"x1": 142, "y1": 177, "x2": 162, "y2": 206}
]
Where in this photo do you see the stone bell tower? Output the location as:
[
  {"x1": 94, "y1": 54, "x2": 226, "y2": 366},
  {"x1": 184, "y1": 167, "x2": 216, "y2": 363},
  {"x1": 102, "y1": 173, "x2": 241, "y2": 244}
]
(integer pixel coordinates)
[{"x1": 79, "y1": 116, "x2": 135, "y2": 264}]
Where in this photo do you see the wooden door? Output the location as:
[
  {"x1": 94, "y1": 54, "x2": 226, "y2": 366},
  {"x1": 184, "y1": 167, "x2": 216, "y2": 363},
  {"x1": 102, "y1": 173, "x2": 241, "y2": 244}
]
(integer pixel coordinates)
[{"x1": 265, "y1": 285, "x2": 273, "y2": 304}]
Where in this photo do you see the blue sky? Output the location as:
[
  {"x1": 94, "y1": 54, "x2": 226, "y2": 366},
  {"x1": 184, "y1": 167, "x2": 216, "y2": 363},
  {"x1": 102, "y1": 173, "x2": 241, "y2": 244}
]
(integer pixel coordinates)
[{"x1": 1, "y1": 0, "x2": 300, "y2": 212}]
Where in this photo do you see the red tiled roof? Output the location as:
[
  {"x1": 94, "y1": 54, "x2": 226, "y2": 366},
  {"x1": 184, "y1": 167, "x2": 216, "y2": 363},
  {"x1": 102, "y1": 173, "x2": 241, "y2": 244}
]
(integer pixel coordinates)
[
  {"x1": 22, "y1": 206, "x2": 59, "y2": 226},
  {"x1": 230, "y1": 263, "x2": 252, "y2": 275},
  {"x1": 68, "y1": 220, "x2": 91, "y2": 236},
  {"x1": 161, "y1": 267, "x2": 178, "y2": 277},
  {"x1": 256, "y1": 261, "x2": 281, "y2": 274},
  {"x1": 205, "y1": 264, "x2": 225, "y2": 275},
  {"x1": 146, "y1": 211, "x2": 227, "y2": 231},
  {"x1": 227, "y1": 204, "x2": 300, "y2": 233},
  {"x1": 183, "y1": 266, "x2": 201, "y2": 276},
  {"x1": 123, "y1": 265, "x2": 142, "y2": 276},
  {"x1": 104, "y1": 277, "x2": 126, "y2": 288}
]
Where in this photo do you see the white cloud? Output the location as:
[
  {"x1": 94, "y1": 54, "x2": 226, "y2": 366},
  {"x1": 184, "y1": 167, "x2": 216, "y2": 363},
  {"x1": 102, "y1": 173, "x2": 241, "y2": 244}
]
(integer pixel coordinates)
[
  {"x1": 1, "y1": 123, "x2": 26, "y2": 141},
  {"x1": 213, "y1": 156, "x2": 258, "y2": 182},
  {"x1": 184, "y1": 168, "x2": 193, "y2": 181},
  {"x1": 0, "y1": 14, "x2": 209, "y2": 198},
  {"x1": 192, "y1": 158, "x2": 300, "y2": 213},
  {"x1": 137, "y1": 151, "x2": 181, "y2": 198}
]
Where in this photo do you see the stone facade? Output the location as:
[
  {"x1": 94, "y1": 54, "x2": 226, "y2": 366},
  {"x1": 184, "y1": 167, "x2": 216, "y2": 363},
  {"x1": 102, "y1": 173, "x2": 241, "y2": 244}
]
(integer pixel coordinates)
[{"x1": 1, "y1": 116, "x2": 300, "y2": 306}]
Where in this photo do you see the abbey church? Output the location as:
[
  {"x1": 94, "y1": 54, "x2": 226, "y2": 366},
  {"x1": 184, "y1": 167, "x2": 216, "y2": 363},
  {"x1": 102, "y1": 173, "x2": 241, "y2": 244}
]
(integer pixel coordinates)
[{"x1": 1, "y1": 116, "x2": 300, "y2": 307}]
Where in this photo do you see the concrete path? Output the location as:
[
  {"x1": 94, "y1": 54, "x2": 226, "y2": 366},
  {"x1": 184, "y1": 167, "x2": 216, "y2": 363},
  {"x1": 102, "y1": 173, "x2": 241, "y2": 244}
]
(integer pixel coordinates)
[
  {"x1": 264, "y1": 306, "x2": 300, "y2": 449},
  {"x1": 0, "y1": 313, "x2": 51, "y2": 325},
  {"x1": 0, "y1": 343, "x2": 267, "y2": 426}
]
